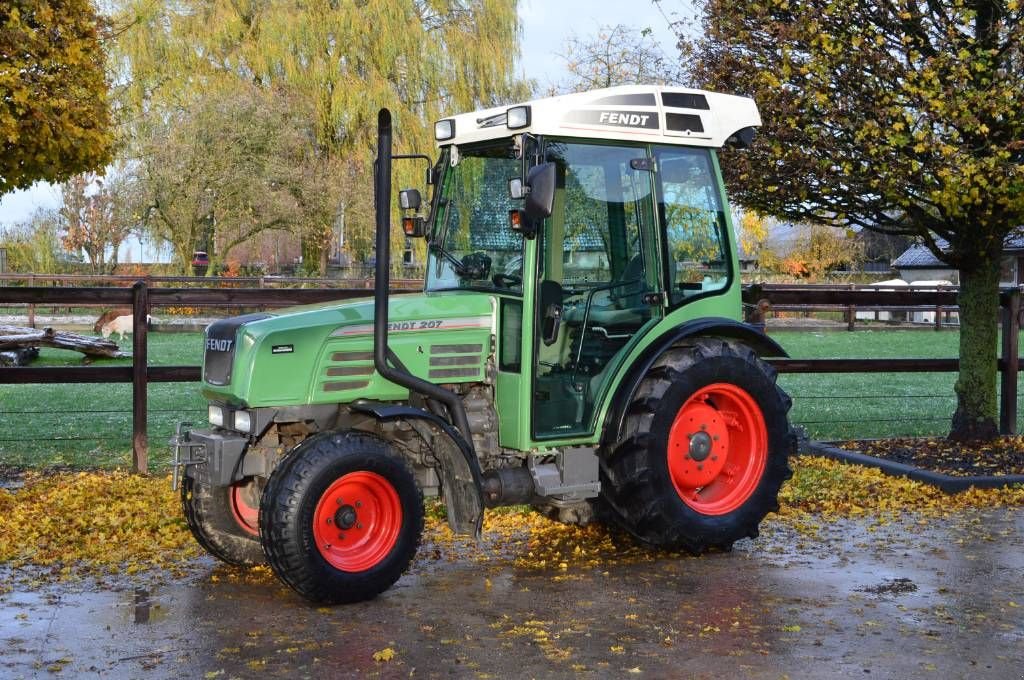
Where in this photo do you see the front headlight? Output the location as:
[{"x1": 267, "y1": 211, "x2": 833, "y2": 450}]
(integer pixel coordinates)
[
  {"x1": 233, "y1": 410, "x2": 252, "y2": 433},
  {"x1": 208, "y1": 405, "x2": 224, "y2": 428}
]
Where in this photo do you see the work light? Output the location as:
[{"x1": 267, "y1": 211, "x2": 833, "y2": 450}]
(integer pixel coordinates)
[{"x1": 434, "y1": 119, "x2": 455, "y2": 141}]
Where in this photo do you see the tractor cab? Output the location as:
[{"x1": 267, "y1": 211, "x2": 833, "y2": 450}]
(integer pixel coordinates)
[{"x1": 414, "y1": 86, "x2": 758, "y2": 442}]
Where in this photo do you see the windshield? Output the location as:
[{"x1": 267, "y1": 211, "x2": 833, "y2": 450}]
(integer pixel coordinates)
[{"x1": 426, "y1": 143, "x2": 525, "y2": 294}]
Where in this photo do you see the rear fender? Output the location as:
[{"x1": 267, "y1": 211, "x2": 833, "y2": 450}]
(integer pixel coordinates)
[{"x1": 602, "y1": 318, "x2": 788, "y2": 443}]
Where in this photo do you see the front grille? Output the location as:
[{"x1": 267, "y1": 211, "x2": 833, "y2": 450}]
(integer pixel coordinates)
[{"x1": 203, "y1": 313, "x2": 271, "y2": 386}]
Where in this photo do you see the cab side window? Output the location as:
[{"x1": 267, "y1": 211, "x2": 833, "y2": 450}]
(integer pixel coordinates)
[{"x1": 654, "y1": 147, "x2": 731, "y2": 305}]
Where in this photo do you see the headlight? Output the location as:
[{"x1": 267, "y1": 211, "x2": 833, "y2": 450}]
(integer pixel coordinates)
[
  {"x1": 208, "y1": 405, "x2": 224, "y2": 428},
  {"x1": 233, "y1": 410, "x2": 252, "y2": 433}
]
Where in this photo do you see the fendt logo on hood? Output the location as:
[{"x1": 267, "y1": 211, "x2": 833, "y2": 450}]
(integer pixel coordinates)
[{"x1": 206, "y1": 338, "x2": 234, "y2": 352}]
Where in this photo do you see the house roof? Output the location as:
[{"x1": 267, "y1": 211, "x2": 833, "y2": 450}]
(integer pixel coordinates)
[
  {"x1": 893, "y1": 231, "x2": 1024, "y2": 269},
  {"x1": 892, "y1": 244, "x2": 947, "y2": 269}
]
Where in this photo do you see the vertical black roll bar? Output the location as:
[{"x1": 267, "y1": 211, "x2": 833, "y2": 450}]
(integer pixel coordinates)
[{"x1": 372, "y1": 109, "x2": 476, "y2": 451}]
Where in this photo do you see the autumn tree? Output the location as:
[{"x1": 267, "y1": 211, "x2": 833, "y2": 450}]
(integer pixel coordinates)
[
  {"x1": 59, "y1": 171, "x2": 137, "y2": 274},
  {"x1": 691, "y1": 0, "x2": 1024, "y2": 441},
  {"x1": 111, "y1": 0, "x2": 526, "y2": 273},
  {"x1": 0, "y1": 0, "x2": 113, "y2": 195},
  {"x1": 737, "y1": 211, "x2": 771, "y2": 269},
  {"x1": 777, "y1": 224, "x2": 864, "y2": 281},
  {"x1": 135, "y1": 87, "x2": 299, "y2": 275},
  {"x1": 554, "y1": 24, "x2": 681, "y2": 94}
]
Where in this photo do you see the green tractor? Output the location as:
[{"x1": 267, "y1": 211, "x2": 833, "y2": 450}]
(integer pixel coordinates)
[{"x1": 173, "y1": 86, "x2": 794, "y2": 604}]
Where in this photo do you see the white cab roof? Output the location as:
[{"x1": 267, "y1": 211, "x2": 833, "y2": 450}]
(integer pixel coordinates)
[{"x1": 440, "y1": 85, "x2": 761, "y2": 149}]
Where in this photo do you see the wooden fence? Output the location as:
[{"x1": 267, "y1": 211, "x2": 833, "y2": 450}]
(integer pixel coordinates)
[{"x1": 0, "y1": 281, "x2": 1021, "y2": 473}]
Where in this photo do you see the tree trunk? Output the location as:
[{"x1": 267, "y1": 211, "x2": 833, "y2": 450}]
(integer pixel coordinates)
[
  {"x1": 0, "y1": 325, "x2": 128, "y2": 358},
  {"x1": 950, "y1": 263, "x2": 1001, "y2": 442}
]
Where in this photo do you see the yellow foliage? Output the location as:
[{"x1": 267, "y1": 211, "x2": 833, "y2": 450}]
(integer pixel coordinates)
[
  {"x1": 0, "y1": 461, "x2": 1021, "y2": 582},
  {"x1": 0, "y1": 471, "x2": 200, "y2": 574}
]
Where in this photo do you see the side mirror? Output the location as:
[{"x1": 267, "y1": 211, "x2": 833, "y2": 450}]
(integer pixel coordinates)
[
  {"x1": 398, "y1": 188, "x2": 422, "y2": 211},
  {"x1": 524, "y1": 162, "x2": 555, "y2": 221}
]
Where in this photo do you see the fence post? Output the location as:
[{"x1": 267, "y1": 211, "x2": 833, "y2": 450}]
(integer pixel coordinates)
[
  {"x1": 28, "y1": 273, "x2": 35, "y2": 328},
  {"x1": 132, "y1": 281, "x2": 149, "y2": 473},
  {"x1": 934, "y1": 303, "x2": 942, "y2": 331},
  {"x1": 999, "y1": 288, "x2": 1020, "y2": 435}
]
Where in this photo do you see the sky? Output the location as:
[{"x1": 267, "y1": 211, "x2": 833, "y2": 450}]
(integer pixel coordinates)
[{"x1": 0, "y1": 0, "x2": 693, "y2": 229}]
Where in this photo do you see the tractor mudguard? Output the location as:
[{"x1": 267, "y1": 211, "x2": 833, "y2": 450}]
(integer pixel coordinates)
[
  {"x1": 602, "y1": 317, "x2": 788, "y2": 442},
  {"x1": 350, "y1": 403, "x2": 485, "y2": 538}
]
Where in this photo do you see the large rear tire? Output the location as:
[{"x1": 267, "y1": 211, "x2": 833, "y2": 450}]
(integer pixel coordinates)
[
  {"x1": 600, "y1": 338, "x2": 793, "y2": 553},
  {"x1": 181, "y1": 472, "x2": 266, "y2": 567},
  {"x1": 259, "y1": 431, "x2": 424, "y2": 604}
]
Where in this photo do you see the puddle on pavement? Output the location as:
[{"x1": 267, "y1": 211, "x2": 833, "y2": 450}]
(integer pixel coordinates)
[{"x1": 117, "y1": 587, "x2": 169, "y2": 625}]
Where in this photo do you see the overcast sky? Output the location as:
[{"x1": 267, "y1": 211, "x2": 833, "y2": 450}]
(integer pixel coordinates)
[{"x1": 0, "y1": 1, "x2": 692, "y2": 227}]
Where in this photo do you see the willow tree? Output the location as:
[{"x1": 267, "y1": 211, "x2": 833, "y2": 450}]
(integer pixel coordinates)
[
  {"x1": 693, "y1": 0, "x2": 1024, "y2": 441},
  {"x1": 111, "y1": 0, "x2": 526, "y2": 272}
]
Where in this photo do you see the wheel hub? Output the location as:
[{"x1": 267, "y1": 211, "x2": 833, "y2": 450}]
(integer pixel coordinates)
[
  {"x1": 334, "y1": 505, "x2": 357, "y2": 530},
  {"x1": 666, "y1": 383, "x2": 769, "y2": 515},
  {"x1": 688, "y1": 431, "x2": 713, "y2": 461},
  {"x1": 312, "y1": 471, "x2": 403, "y2": 572}
]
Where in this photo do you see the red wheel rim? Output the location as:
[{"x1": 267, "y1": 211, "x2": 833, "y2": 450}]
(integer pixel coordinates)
[
  {"x1": 312, "y1": 471, "x2": 402, "y2": 572},
  {"x1": 667, "y1": 383, "x2": 768, "y2": 515},
  {"x1": 230, "y1": 483, "x2": 260, "y2": 536}
]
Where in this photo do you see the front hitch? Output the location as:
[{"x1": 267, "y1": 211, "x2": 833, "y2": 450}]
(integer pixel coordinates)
[{"x1": 169, "y1": 422, "x2": 204, "y2": 491}]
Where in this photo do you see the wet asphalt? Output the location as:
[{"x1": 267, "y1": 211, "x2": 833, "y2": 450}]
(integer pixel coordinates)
[{"x1": 1, "y1": 509, "x2": 1022, "y2": 679}]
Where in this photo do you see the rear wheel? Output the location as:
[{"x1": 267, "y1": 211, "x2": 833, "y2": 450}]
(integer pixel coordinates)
[
  {"x1": 181, "y1": 473, "x2": 266, "y2": 566},
  {"x1": 600, "y1": 338, "x2": 793, "y2": 553},
  {"x1": 259, "y1": 431, "x2": 424, "y2": 604}
]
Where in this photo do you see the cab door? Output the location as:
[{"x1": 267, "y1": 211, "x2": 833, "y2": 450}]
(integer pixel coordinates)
[{"x1": 531, "y1": 141, "x2": 662, "y2": 439}]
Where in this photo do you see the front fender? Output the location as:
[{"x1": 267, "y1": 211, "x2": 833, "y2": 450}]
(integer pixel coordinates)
[{"x1": 350, "y1": 403, "x2": 484, "y2": 538}]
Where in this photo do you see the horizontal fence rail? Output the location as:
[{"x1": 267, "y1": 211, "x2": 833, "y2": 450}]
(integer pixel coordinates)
[
  {"x1": 0, "y1": 273, "x2": 424, "y2": 288},
  {"x1": 1, "y1": 281, "x2": 1022, "y2": 472}
]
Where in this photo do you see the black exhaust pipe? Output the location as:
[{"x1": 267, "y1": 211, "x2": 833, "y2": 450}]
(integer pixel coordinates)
[{"x1": 372, "y1": 108, "x2": 476, "y2": 449}]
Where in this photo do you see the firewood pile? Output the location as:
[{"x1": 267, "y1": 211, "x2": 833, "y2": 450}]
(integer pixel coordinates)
[{"x1": 0, "y1": 325, "x2": 129, "y2": 366}]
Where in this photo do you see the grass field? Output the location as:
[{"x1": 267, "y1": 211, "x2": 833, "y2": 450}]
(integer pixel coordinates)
[{"x1": 1, "y1": 328, "x2": 1018, "y2": 470}]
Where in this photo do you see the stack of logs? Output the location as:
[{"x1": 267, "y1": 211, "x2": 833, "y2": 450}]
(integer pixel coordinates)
[{"x1": 0, "y1": 325, "x2": 127, "y2": 366}]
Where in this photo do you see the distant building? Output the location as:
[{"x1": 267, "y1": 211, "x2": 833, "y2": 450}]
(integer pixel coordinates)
[{"x1": 892, "y1": 235, "x2": 1024, "y2": 286}]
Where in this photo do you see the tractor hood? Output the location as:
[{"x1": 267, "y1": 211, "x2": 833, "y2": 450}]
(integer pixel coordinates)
[{"x1": 202, "y1": 291, "x2": 496, "y2": 408}]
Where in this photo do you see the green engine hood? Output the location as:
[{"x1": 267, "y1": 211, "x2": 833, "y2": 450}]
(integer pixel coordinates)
[{"x1": 202, "y1": 291, "x2": 496, "y2": 407}]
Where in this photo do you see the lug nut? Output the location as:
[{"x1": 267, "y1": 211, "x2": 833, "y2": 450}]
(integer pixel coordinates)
[
  {"x1": 326, "y1": 518, "x2": 333, "y2": 525},
  {"x1": 356, "y1": 523, "x2": 363, "y2": 529},
  {"x1": 355, "y1": 501, "x2": 362, "y2": 508}
]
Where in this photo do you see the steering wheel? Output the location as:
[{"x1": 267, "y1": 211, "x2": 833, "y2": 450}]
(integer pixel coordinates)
[{"x1": 492, "y1": 272, "x2": 522, "y2": 288}]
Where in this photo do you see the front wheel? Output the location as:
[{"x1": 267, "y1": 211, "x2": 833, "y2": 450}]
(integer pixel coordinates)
[
  {"x1": 259, "y1": 431, "x2": 424, "y2": 604},
  {"x1": 600, "y1": 338, "x2": 793, "y2": 553},
  {"x1": 181, "y1": 472, "x2": 266, "y2": 567}
]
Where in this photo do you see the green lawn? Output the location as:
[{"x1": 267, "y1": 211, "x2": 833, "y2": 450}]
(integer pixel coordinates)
[
  {"x1": 0, "y1": 328, "x2": 1017, "y2": 470},
  {"x1": 0, "y1": 333, "x2": 208, "y2": 470},
  {"x1": 773, "y1": 329, "x2": 970, "y2": 441}
]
